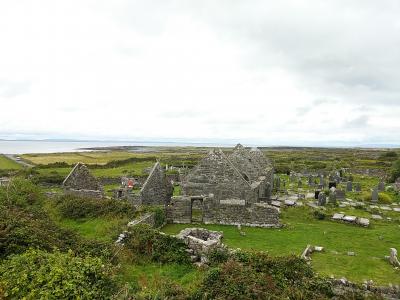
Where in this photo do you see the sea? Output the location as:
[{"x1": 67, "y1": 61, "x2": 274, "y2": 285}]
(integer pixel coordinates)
[{"x1": 0, "y1": 140, "x2": 233, "y2": 154}]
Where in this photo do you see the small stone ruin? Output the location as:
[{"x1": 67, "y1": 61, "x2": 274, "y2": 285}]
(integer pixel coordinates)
[
  {"x1": 176, "y1": 228, "x2": 224, "y2": 264},
  {"x1": 63, "y1": 162, "x2": 104, "y2": 198}
]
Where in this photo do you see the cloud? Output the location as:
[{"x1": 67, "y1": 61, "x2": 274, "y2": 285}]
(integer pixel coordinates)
[{"x1": 0, "y1": 0, "x2": 399, "y2": 146}]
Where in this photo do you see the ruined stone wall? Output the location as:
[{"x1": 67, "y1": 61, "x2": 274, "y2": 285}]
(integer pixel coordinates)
[
  {"x1": 63, "y1": 163, "x2": 102, "y2": 191},
  {"x1": 166, "y1": 196, "x2": 192, "y2": 223},
  {"x1": 203, "y1": 198, "x2": 280, "y2": 227},
  {"x1": 140, "y1": 162, "x2": 173, "y2": 205},
  {"x1": 182, "y1": 149, "x2": 254, "y2": 202},
  {"x1": 166, "y1": 196, "x2": 280, "y2": 227},
  {"x1": 64, "y1": 188, "x2": 104, "y2": 199}
]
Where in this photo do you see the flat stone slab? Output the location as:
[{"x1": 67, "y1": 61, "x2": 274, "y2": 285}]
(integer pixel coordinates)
[
  {"x1": 284, "y1": 200, "x2": 296, "y2": 206},
  {"x1": 332, "y1": 213, "x2": 344, "y2": 220},
  {"x1": 356, "y1": 217, "x2": 370, "y2": 227},
  {"x1": 339, "y1": 204, "x2": 347, "y2": 208},
  {"x1": 271, "y1": 200, "x2": 281, "y2": 207},
  {"x1": 343, "y1": 215, "x2": 357, "y2": 223},
  {"x1": 393, "y1": 208, "x2": 400, "y2": 212},
  {"x1": 307, "y1": 202, "x2": 319, "y2": 209},
  {"x1": 370, "y1": 205, "x2": 379, "y2": 209},
  {"x1": 296, "y1": 201, "x2": 303, "y2": 206},
  {"x1": 380, "y1": 206, "x2": 392, "y2": 211},
  {"x1": 306, "y1": 193, "x2": 315, "y2": 199},
  {"x1": 371, "y1": 214, "x2": 383, "y2": 220}
]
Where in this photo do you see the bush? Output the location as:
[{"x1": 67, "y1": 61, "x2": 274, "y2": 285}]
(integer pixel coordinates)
[
  {"x1": 56, "y1": 194, "x2": 135, "y2": 219},
  {"x1": 207, "y1": 247, "x2": 230, "y2": 266},
  {"x1": 390, "y1": 160, "x2": 400, "y2": 183},
  {"x1": 194, "y1": 252, "x2": 333, "y2": 299},
  {"x1": 313, "y1": 210, "x2": 326, "y2": 220},
  {"x1": 31, "y1": 173, "x2": 65, "y2": 185},
  {"x1": 0, "y1": 249, "x2": 117, "y2": 299},
  {"x1": 0, "y1": 178, "x2": 43, "y2": 208},
  {"x1": 124, "y1": 224, "x2": 190, "y2": 264}
]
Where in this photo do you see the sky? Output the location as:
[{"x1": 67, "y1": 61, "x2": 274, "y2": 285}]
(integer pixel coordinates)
[{"x1": 0, "y1": 0, "x2": 400, "y2": 146}]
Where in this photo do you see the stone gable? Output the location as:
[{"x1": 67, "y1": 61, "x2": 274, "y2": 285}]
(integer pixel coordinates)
[
  {"x1": 140, "y1": 162, "x2": 173, "y2": 205},
  {"x1": 63, "y1": 162, "x2": 102, "y2": 191},
  {"x1": 182, "y1": 149, "x2": 253, "y2": 202}
]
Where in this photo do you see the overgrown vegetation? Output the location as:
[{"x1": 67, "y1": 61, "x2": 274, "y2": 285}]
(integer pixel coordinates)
[
  {"x1": 55, "y1": 194, "x2": 135, "y2": 219},
  {"x1": 0, "y1": 249, "x2": 117, "y2": 299},
  {"x1": 123, "y1": 224, "x2": 190, "y2": 264}
]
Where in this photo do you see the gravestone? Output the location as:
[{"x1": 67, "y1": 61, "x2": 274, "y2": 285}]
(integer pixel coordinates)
[
  {"x1": 336, "y1": 189, "x2": 346, "y2": 200},
  {"x1": 318, "y1": 192, "x2": 326, "y2": 206},
  {"x1": 346, "y1": 181, "x2": 352, "y2": 192},
  {"x1": 329, "y1": 190, "x2": 337, "y2": 205},
  {"x1": 378, "y1": 181, "x2": 385, "y2": 192},
  {"x1": 371, "y1": 188, "x2": 379, "y2": 203},
  {"x1": 355, "y1": 182, "x2": 361, "y2": 192},
  {"x1": 308, "y1": 175, "x2": 313, "y2": 186}
]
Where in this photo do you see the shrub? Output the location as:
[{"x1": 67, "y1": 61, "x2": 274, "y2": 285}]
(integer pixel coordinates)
[
  {"x1": 0, "y1": 178, "x2": 43, "y2": 208},
  {"x1": 390, "y1": 160, "x2": 400, "y2": 183},
  {"x1": 124, "y1": 224, "x2": 190, "y2": 264},
  {"x1": 0, "y1": 249, "x2": 117, "y2": 299},
  {"x1": 313, "y1": 210, "x2": 326, "y2": 220},
  {"x1": 31, "y1": 173, "x2": 65, "y2": 185},
  {"x1": 56, "y1": 194, "x2": 135, "y2": 219},
  {"x1": 207, "y1": 247, "x2": 230, "y2": 266},
  {"x1": 195, "y1": 252, "x2": 333, "y2": 299}
]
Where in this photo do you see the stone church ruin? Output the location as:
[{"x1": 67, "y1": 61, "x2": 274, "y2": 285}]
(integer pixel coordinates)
[
  {"x1": 166, "y1": 144, "x2": 280, "y2": 227},
  {"x1": 63, "y1": 162, "x2": 104, "y2": 198}
]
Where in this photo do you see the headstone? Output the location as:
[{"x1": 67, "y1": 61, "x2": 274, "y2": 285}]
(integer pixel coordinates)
[
  {"x1": 308, "y1": 175, "x2": 313, "y2": 186},
  {"x1": 378, "y1": 181, "x2": 385, "y2": 192},
  {"x1": 371, "y1": 214, "x2": 383, "y2": 220},
  {"x1": 371, "y1": 188, "x2": 378, "y2": 203},
  {"x1": 355, "y1": 182, "x2": 361, "y2": 192},
  {"x1": 317, "y1": 192, "x2": 326, "y2": 206},
  {"x1": 336, "y1": 189, "x2": 346, "y2": 201},
  {"x1": 346, "y1": 181, "x2": 352, "y2": 192},
  {"x1": 329, "y1": 190, "x2": 337, "y2": 205}
]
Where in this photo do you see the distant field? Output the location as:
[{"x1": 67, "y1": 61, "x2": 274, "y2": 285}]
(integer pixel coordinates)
[
  {"x1": 21, "y1": 151, "x2": 145, "y2": 165},
  {"x1": 162, "y1": 206, "x2": 400, "y2": 285},
  {"x1": 0, "y1": 154, "x2": 23, "y2": 170}
]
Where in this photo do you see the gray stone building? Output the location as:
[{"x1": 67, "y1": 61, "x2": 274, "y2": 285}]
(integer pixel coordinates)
[
  {"x1": 167, "y1": 144, "x2": 280, "y2": 227},
  {"x1": 63, "y1": 162, "x2": 104, "y2": 198}
]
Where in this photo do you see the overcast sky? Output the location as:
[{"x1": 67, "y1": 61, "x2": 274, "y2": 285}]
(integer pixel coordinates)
[{"x1": 0, "y1": 0, "x2": 399, "y2": 146}]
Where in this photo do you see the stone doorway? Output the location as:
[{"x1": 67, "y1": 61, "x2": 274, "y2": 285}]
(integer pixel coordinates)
[{"x1": 191, "y1": 196, "x2": 204, "y2": 223}]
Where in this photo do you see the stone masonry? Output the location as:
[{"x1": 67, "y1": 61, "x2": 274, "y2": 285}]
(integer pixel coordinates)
[
  {"x1": 140, "y1": 162, "x2": 173, "y2": 205},
  {"x1": 63, "y1": 162, "x2": 104, "y2": 198}
]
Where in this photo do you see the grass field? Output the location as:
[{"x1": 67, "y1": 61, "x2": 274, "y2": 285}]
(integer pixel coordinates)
[
  {"x1": 162, "y1": 206, "x2": 400, "y2": 285},
  {"x1": 0, "y1": 154, "x2": 23, "y2": 170}
]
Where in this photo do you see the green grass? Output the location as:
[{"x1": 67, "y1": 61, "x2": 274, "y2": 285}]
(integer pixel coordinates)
[
  {"x1": 0, "y1": 154, "x2": 23, "y2": 170},
  {"x1": 58, "y1": 217, "x2": 129, "y2": 242},
  {"x1": 118, "y1": 262, "x2": 202, "y2": 293},
  {"x1": 162, "y1": 206, "x2": 400, "y2": 285}
]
